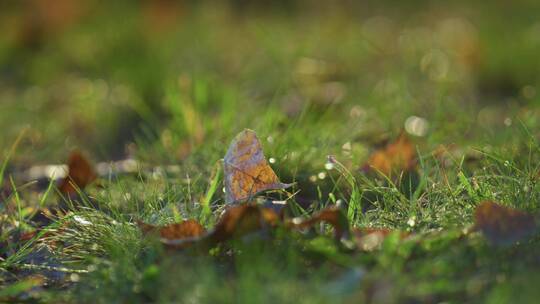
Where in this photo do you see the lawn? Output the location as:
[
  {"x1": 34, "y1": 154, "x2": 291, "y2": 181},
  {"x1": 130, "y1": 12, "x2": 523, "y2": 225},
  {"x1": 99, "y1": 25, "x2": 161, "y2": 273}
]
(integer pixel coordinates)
[{"x1": 1, "y1": 1, "x2": 540, "y2": 303}]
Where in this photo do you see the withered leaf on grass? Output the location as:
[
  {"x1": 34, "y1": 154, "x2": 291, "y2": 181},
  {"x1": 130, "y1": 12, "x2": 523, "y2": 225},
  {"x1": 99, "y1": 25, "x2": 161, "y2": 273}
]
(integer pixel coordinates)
[
  {"x1": 139, "y1": 219, "x2": 207, "y2": 239},
  {"x1": 362, "y1": 132, "x2": 416, "y2": 177},
  {"x1": 210, "y1": 204, "x2": 279, "y2": 241},
  {"x1": 223, "y1": 129, "x2": 292, "y2": 203},
  {"x1": 139, "y1": 204, "x2": 279, "y2": 249},
  {"x1": 139, "y1": 204, "x2": 350, "y2": 250},
  {"x1": 474, "y1": 201, "x2": 537, "y2": 245},
  {"x1": 58, "y1": 150, "x2": 97, "y2": 196}
]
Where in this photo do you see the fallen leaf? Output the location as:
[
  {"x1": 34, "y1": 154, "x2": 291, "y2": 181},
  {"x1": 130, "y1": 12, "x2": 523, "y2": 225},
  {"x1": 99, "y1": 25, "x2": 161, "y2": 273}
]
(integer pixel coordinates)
[
  {"x1": 474, "y1": 201, "x2": 537, "y2": 245},
  {"x1": 363, "y1": 131, "x2": 416, "y2": 177},
  {"x1": 140, "y1": 204, "x2": 279, "y2": 249},
  {"x1": 58, "y1": 150, "x2": 97, "y2": 196},
  {"x1": 142, "y1": 204, "x2": 353, "y2": 250},
  {"x1": 138, "y1": 219, "x2": 207, "y2": 249},
  {"x1": 209, "y1": 204, "x2": 279, "y2": 243},
  {"x1": 223, "y1": 129, "x2": 291, "y2": 203},
  {"x1": 288, "y1": 207, "x2": 350, "y2": 240}
]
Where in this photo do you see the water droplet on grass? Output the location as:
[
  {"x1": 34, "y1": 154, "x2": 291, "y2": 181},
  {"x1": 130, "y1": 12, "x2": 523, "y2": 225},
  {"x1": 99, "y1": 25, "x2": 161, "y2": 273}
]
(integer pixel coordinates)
[{"x1": 405, "y1": 116, "x2": 429, "y2": 136}]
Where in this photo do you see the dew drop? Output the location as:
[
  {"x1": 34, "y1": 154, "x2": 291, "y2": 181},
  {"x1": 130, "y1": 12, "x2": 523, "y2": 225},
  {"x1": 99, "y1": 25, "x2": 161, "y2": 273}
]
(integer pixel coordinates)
[
  {"x1": 405, "y1": 116, "x2": 429, "y2": 136},
  {"x1": 70, "y1": 273, "x2": 80, "y2": 282}
]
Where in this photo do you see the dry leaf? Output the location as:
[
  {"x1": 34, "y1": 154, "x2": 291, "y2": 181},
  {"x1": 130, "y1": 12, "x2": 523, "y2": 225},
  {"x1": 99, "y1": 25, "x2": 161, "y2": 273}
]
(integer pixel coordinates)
[
  {"x1": 140, "y1": 204, "x2": 352, "y2": 250},
  {"x1": 140, "y1": 204, "x2": 279, "y2": 249},
  {"x1": 474, "y1": 201, "x2": 537, "y2": 245},
  {"x1": 139, "y1": 219, "x2": 206, "y2": 239},
  {"x1": 209, "y1": 204, "x2": 280, "y2": 243},
  {"x1": 138, "y1": 219, "x2": 207, "y2": 249},
  {"x1": 288, "y1": 207, "x2": 350, "y2": 240},
  {"x1": 58, "y1": 150, "x2": 97, "y2": 196},
  {"x1": 223, "y1": 129, "x2": 291, "y2": 203},
  {"x1": 363, "y1": 132, "x2": 416, "y2": 177}
]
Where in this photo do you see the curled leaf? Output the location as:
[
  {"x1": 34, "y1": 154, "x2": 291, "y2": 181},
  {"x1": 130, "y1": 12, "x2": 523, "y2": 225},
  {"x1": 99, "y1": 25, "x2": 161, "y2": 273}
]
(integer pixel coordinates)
[
  {"x1": 363, "y1": 132, "x2": 416, "y2": 177},
  {"x1": 58, "y1": 150, "x2": 97, "y2": 196},
  {"x1": 223, "y1": 129, "x2": 291, "y2": 203},
  {"x1": 474, "y1": 201, "x2": 537, "y2": 245}
]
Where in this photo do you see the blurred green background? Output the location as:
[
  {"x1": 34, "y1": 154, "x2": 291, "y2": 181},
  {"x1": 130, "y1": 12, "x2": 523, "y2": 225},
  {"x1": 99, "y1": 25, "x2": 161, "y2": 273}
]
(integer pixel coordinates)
[
  {"x1": 1, "y1": 2, "x2": 540, "y2": 302},
  {"x1": 1, "y1": 0, "x2": 539, "y2": 164}
]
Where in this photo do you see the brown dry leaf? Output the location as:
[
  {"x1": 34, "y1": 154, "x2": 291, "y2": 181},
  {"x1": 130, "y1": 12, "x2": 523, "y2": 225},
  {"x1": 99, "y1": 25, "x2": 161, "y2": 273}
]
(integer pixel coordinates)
[
  {"x1": 138, "y1": 219, "x2": 207, "y2": 249},
  {"x1": 363, "y1": 131, "x2": 416, "y2": 177},
  {"x1": 141, "y1": 205, "x2": 353, "y2": 250},
  {"x1": 141, "y1": 204, "x2": 279, "y2": 249},
  {"x1": 139, "y1": 219, "x2": 206, "y2": 239},
  {"x1": 58, "y1": 150, "x2": 97, "y2": 196},
  {"x1": 474, "y1": 201, "x2": 537, "y2": 245},
  {"x1": 209, "y1": 204, "x2": 280, "y2": 243},
  {"x1": 223, "y1": 129, "x2": 291, "y2": 203},
  {"x1": 288, "y1": 207, "x2": 350, "y2": 240}
]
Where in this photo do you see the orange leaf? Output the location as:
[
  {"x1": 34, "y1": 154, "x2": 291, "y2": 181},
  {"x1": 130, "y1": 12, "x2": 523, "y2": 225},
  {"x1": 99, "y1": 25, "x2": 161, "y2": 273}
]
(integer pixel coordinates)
[
  {"x1": 209, "y1": 204, "x2": 280, "y2": 243},
  {"x1": 474, "y1": 201, "x2": 537, "y2": 245},
  {"x1": 139, "y1": 205, "x2": 351, "y2": 250},
  {"x1": 223, "y1": 129, "x2": 291, "y2": 203},
  {"x1": 58, "y1": 150, "x2": 97, "y2": 196},
  {"x1": 138, "y1": 219, "x2": 207, "y2": 249},
  {"x1": 139, "y1": 220, "x2": 206, "y2": 239},
  {"x1": 140, "y1": 204, "x2": 279, "y2": 249},
  {"x1": 288, "y1": 207, "x2": 350, "y2": 240},
  {"x1": 363, "y1": 132, "x2": 416, "y2": 177}
]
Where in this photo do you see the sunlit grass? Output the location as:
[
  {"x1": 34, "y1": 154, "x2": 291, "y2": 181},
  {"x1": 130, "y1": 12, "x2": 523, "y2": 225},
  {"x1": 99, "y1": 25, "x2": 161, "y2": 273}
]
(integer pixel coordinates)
[{"x1": 0, "y1": 1, "x2": 539, "y2": 302}]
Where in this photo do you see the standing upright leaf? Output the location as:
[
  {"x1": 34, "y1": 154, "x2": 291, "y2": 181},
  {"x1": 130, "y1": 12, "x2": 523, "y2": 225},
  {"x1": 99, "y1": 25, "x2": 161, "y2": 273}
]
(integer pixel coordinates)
[{"x1": 223, "y1": 129, "x2": 291, "y2": 203}]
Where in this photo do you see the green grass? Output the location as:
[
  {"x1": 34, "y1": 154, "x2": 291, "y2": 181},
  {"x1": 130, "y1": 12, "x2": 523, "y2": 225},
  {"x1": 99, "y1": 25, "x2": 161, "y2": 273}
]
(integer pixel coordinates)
[{"x1": 1, "y1": 1, "x2": 540, "y2": 303}]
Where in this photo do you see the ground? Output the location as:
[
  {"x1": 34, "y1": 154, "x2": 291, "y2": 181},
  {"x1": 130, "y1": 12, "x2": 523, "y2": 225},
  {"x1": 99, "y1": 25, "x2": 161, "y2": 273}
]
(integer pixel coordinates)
[{"x1": 0, "y1": 1, "x2": 540, "y2": 303}]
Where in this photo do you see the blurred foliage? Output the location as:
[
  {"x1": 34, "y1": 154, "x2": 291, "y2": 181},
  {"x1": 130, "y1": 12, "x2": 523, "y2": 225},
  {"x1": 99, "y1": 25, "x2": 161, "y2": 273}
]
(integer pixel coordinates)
[
  {"x1": 0, "y1": 2, "x2": 540, "y2": 302},
  {"x1": 0, "y1": 0, "x2": 538, "y2": 164}
]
